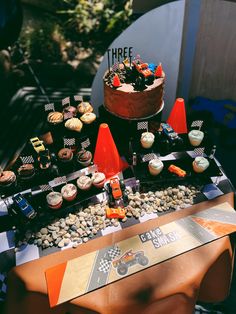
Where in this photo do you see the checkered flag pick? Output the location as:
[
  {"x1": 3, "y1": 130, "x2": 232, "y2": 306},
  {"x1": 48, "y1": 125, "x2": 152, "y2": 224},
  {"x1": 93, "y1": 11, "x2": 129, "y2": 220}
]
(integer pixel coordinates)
[
  {"x1": 98, "y1": 259, "x2": 111, "y2": 273},
  {"x1": 62, "y1": 97, "x2": 70, "y2": 107},
  {"x1": 142, "y1": 153, "x2": 159, "y2": 162},
  {"x1": 137, "y1": 121, "x2": 148, "y2": 131},
  {"x1": 108, "y1": 246, "x2": 121, "y2": 260},
  {"x1": 44, "y1": 103, "x2": 55, "y2": 112},
  {"x1": 74, "y1": 95, "x2": 83, "y2": 102},
  {"x1": 191, "y1": 120, "x2": 203, "y2": 130},
  {"x1": 112, "y1": 62, "x2": 119, "y2": 72},
  {"x1": 63, "y1": 138, "x2": 75, "y2": 147},
  {"x1": 81, "y1": 138, "x2": 91, "y2": 149},
  {"x1": 20, "y1": 155, "x2": 34, "y2": 164},
  {"x1": 194, "y1": 147, "x2": 205, "y2": 156}
]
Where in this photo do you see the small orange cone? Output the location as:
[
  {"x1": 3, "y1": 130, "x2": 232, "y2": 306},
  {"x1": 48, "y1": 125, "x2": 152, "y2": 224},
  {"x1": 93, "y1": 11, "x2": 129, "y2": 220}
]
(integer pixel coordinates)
[
  {"x1": 167, "y1": 98, "x2": 188, "y2": 134},
  {"x1": 93, "y1": 123, "x2": 129, "y2": 178}
]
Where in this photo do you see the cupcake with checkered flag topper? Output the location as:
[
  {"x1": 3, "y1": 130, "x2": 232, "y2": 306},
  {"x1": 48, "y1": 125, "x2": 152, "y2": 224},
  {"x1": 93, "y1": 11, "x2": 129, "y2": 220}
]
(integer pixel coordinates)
[{"x1": 45, "y1": 102, "x2": 64, "y2": 147}]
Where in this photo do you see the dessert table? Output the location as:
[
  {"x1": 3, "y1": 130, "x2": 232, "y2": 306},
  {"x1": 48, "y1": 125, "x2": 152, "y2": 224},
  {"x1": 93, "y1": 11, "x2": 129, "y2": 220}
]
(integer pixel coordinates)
[{"x1": 2, "y1": 192, "x2": 235, "y2": 314}]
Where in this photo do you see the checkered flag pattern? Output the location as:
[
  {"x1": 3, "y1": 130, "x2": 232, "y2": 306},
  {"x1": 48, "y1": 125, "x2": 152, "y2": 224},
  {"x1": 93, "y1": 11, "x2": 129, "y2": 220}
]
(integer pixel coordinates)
[
  {"x1": 108, "y1": 246, "x2": 121, "y2": 260},
  {"x1": 63, "y1": 138, "x2": 75, "y2": 147},
  {"x1": 81, "y1": 138, "x2": 91, "y2": 149},
  {"x1": 112, "y1": 62, "x2": 119, "y2": 71},
  {"x1": 98, "y1": 259, "x2": 111, "y2": 273},
  {"x1": 44, "y1": 103, "x2": 55, "y2": 112},
  {"x1": 194, "y1": 147, "x2": 205, "y2": 156},
  {"x1": 142, "y1": 153, "x2": 159, "y2": 162},
  {"x1": 137, "y1": 121, "x2": 148, "y2": 131},
  {"x1": 62, "y1": 97, "x2": 70, "y2": 107},
  {"x1": 53, "y1": 176, "x2": 67, "y2": 185},
  {"x1": 20, "y1": 155, "x2": 34, "y2": 164},
  {"x1": 74, "y1": 95, "x2": 83, "y2": 102},
  {"x1": 0, "y1": 272, "x2": 7, "y2": 302},
  {"x1": 39, "y1": 184, "x2": 52, "y2": 192},
  {"x1": 191, "y1": 120, "x2": 203, "y2": 129}
]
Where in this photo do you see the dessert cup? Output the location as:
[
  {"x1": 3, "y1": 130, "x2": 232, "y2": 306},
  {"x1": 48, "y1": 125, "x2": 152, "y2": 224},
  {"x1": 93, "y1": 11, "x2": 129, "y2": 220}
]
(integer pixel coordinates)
[
  {"x1": 148, "y1": 158, "x2": 164, "y2": 176},
  {"x1": 188, "y1": 130, "x2": 204, "y2": 147}
]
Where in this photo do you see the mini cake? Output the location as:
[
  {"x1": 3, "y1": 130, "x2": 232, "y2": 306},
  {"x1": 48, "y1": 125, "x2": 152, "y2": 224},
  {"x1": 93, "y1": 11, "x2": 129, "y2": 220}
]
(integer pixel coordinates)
[
  {"x1": 77, "y1": 102, "x2": 93, "y2": 114},
  {"x1": 92, "y1": 172, "x2": 106, "y2": 188},
  {"x1": 76, "y1": 149, "x2": 92, "y2": 167},
  {"x1": 0, "y1": 170, "x2": 16, "y2": 188},
  {"x1": 77, "y1": 175, "x2": 93, "y2": 191},
  {"x1": 192, "y1": 156, "x2": 210, "y2": 173},
  {"x1": 46, "y1": 191, "x2": 63, "y2": 209},
  {"x1": 140, "y1": 132, "x2": 155, "y2": 149},
  {"x1": 17, "y1": 164, "x2": 35, "y2": 180},
  {"x1": 63, "y1": 106, "x2": 77, "y2": 120},
  {"x1": 148, "y1": 158, "x2": 164, "y2": 176},
  {"x1": 58, "y1": 148, "x2": 73, "y2": 163},
  {"x1": 104, "y1": 58, "x2": 165, "y2": 119},
  {"x1": 65, "y1": 117, "x2": 83, "y2": 132},
  {"x1": 47, "y1": 111, "x2": 63, "y2": 124},
  {"x1": 61, "y1": 183, "x2": 77, "y2": 201},
  {"x1": 188, "y1": 130, "x2": 204, "y2": 147},
  {"x1": 80, "y1": 112, "x2": 96, "y2": 125}
]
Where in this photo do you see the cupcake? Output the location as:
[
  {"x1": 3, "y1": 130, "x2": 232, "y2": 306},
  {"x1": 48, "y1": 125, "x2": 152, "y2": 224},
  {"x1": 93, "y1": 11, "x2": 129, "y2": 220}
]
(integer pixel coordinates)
[
  {"x1": 47, "y1": 111, "x2": 63, "y2": 125},
  {"x1": 140, "y1": 132, "x2": 155, "y2": 149},
  {"x1": 61, "y1": 183, "x2": 77, "y2": 201},
  {"x1": 65, "y1": 117, "x2": 83, "y2": 132},
  {"x1": 188, "y1": 130, "x2": 204, "y2": 147},
  {"x1": 80, "y1": 112, "x2": 96, "y2": 125},
  {"x1": 148, "y1": 158, "x2": 164, "y2": 176},
  {"x1": 76, "y1": 149, "x2": 92, "y2": 167},
  {"x1": 192, "y1": 156, "x2": 210, "y2": 173},
  {"x1": 92, "y1": 172, "x2": 106, "y2": 188},
  {"x1": 77, "y1": 175, "x2": 93, "y2": 191},
  {"x1": 0, "y1": 170, "x2": 17, "y2": 188},
  {"x1": 17, "y1": 164, "x2": 35, "y2": 180},
  {"x1": 58, "y1": 148, "x2": 73, "y2": 163},
  {"x1": 46, "y1": 191, "x2": 63, "y2": 209},
  {"x1": 63, "y1": 106, "x2": 77, "y2": 120},
  {"x1": 77, "y1": 102, "x2": 93, "y2": 115}
]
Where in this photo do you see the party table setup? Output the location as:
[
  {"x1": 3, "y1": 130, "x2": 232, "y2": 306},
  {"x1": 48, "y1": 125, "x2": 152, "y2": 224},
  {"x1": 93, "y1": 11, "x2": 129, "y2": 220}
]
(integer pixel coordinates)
[{"x1": 0, "y1": 49, "x2": 236, "y2": 314}]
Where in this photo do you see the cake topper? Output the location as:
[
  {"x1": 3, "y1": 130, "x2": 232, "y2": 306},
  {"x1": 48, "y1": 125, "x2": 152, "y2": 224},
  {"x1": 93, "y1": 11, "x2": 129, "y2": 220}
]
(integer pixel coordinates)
[{"x1": 107, "y1": 47, "x2": 133, "y2": 71}]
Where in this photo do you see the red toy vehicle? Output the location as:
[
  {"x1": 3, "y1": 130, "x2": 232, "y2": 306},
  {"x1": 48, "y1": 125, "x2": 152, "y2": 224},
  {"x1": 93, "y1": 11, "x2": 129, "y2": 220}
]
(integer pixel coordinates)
[
  {"x1": 112, "y1": 250, "x2": 149, "y2": 276},
  {"x1": 106, "y1": 177, "x2": 128, "y2": 207},
  {"x1": 106, "y1": 207, "x2": 126, "y2": 219},
  {"x1": 168, "y1": 164, "x2": 186, "y2": 177},
  {"x1": 132, "y1": 61, "x2": 153, "y2": 78}
]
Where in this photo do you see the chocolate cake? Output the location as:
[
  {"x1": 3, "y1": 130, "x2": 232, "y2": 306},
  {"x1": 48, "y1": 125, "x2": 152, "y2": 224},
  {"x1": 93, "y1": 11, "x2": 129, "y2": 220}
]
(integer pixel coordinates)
[{"x1": 103, "y1": 57, "x2": 165, "y2": 119}]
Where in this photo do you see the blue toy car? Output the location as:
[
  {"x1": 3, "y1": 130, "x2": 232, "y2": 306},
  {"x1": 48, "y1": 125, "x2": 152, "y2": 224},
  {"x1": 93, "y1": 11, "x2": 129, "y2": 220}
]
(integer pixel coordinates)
[{"x1": 12, "y1": 194, "x2": 37, "y2": 220}]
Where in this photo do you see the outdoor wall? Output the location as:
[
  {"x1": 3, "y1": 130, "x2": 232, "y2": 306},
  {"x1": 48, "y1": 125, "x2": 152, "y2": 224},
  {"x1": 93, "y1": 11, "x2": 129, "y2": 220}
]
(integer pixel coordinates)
[{"x1": 189, "y1": 0, "x2": 236, "y2": 101}]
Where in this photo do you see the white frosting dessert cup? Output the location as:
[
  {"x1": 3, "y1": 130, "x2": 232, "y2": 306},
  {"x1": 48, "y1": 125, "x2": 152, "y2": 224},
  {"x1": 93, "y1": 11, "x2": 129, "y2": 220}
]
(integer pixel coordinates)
[
  {"x1": 140, "y1": 132, "x2": 155, "y2": 149},
  {"x1": 148, "y1": 158, "x2": 164, "y2": 176},
  {"x1": 188, "y1": 130, "x2": 204, "y2": 147},
  {"x1": 192, "y1": 156, "x2": 210, "y2": 173}
]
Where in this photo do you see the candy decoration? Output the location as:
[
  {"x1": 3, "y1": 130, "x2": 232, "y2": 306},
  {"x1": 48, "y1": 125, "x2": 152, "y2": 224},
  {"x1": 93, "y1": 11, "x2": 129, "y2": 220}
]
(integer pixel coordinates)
[
  {"x1": 154, "y1": 63, "x2": 163, "y2": 77},
  {"x1": 112, "y1": 74, "x2": 121, "y2": 87}
]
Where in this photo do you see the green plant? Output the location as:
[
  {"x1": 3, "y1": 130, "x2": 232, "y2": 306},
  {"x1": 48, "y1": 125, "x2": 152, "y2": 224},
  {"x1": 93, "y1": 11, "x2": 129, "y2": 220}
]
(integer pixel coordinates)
[
  {"x1": 58, "y1": 0, "x2": 133, "y2": 54},
  {"x1": 20, "y1": 19, "x2": 64, "y2": 62}
]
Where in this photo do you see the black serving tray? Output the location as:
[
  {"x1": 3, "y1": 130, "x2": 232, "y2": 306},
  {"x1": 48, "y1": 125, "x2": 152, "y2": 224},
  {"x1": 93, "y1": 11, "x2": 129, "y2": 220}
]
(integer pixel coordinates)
[
  {"x1": 129, "y1": 131, "x2": 213, "y2": 158},
  {"x1": 133, "y1": 155, "x2": 222, "y2": 185}
]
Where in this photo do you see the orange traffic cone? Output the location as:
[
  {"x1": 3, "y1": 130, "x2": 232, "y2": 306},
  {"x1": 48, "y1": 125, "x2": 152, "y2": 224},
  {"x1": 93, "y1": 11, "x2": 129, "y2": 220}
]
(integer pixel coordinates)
[
  {"x1": 167, "y1": 98, "x2": 188, "y2": 134},
  {"x1": 93, "y1": 123, "x2": 129, "y2": 178}
]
